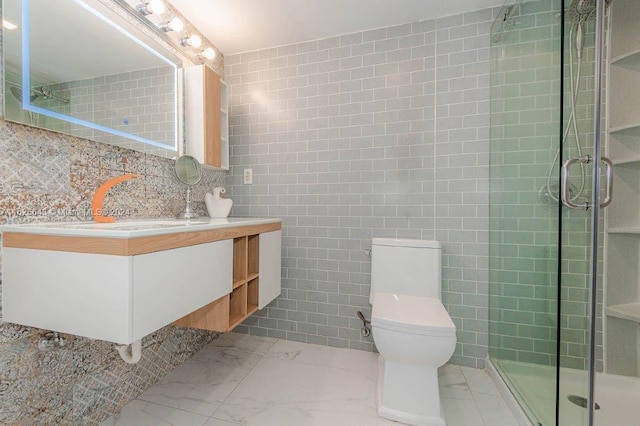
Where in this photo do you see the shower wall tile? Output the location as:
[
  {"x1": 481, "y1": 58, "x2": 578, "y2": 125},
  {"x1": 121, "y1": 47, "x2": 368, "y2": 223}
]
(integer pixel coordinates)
[
  {"x1": 226, "y1": 7, "x2": 500, "y2": 368},
  {"x1": 434, "y1": 9, "x2": 493, "y2": 368},
  {"x1": 488, "y1": 0, "x2": 604, "y2": 371}
]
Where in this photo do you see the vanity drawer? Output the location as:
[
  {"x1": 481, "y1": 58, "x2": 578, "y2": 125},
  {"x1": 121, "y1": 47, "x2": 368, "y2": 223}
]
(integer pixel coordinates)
[
  {"x1": 132, "y1": 239, "x2": 232, "y2": 340},
  {"x1": 3, "y1": 248, "x2": 132, "y2": 343},
  {"x1": 2, "y1": 240, "x2": 233, "y2": 344}
]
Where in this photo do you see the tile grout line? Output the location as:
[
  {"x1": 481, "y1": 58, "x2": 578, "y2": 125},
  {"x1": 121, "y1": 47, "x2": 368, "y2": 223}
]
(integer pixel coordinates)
[
  {"x1": 461, "y1": 366, "x2": 519, "y2": 426},
  {"x1": 129, "y1": 338, "x2": 278, "y2": 422},
  {"x1": 461, "y1": 367, "x2": 490, "y2": 426},
  {"x1": 206, "y1": 337, "x2": 278, "y2": 421}
]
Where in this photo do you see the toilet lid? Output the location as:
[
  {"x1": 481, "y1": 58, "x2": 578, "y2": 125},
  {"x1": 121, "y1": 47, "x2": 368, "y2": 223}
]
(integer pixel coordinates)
[{"x1": 371, "y1": 293, "x2": 456, "y2": 337}]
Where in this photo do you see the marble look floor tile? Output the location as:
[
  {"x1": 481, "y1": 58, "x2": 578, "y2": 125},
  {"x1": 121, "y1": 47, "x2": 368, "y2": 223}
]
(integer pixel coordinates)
[
  {"x1": 210, "y1": 333, "x2": 277, "y2": 355},
  {"x1": 212, "y1": 357, "x2": 391, "y2": 426},
  {"x1": 441, "y1": 394, "x2": 485, "y2": 426},
  {"x1": 473, "y1": 391, "x2": 519, "y2": 426},
  {"x1": 212, "y1": 400, "x2": 397, "y2": 426},
  {"x1": 100, "y1": 400, "x2": 208, "y2": 426},
  {"x1": 137, "y1": 347, "x2": 262, "y2": 416},
  {"x1": 439, "y1": 363, "x2": 462, "y2": 376},
  {"x1": 265, "y1": 339, "x2": 379, "y2": 380},
  {"x1": 461, "y1": 366, "x2": 501, "y2": 396},
  {"x1": 438, "y1": 365, "x2": 468, "y2": 389},
  {"x1": 202, "y1": 418, "x2": 240, "y2": 426},
  {"x1": 106, "y1": 333, "x2": 522, "y2": 426},
  {"x1": 440, "y1": 384, "x2": 474, "y2": 401},
  {"x1": 439, "y1": 365, "x2": 473, "y2": 401}
]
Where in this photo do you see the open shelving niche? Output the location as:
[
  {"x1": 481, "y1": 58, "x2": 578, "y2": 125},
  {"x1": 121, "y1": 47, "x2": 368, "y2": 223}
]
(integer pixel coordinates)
[
  {"x1": 604, "y1": 0, "x2": 640, "y2": 376},
  {"x1": 229, "y1": 234, "x2": 259, "y2": 329},
  {"x1": 174, "y1": 233, "x2": 262, "y2": 332}
]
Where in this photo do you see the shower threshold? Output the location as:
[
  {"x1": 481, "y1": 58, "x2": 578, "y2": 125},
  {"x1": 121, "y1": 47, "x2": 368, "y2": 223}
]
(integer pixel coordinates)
[{"x1": 487, "y1": 358, "x2": 638, "y2": 425}]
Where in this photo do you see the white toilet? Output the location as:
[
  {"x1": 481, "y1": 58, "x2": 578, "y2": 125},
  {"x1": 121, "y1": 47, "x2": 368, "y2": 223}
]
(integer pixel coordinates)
[{"x1": 370, "y1": 238, "x2": 456, "y2": 426}]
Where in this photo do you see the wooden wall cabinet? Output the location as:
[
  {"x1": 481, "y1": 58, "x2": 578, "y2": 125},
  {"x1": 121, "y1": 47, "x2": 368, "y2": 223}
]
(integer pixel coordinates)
[
  {"x1": 184, "y1": 64, "x2": 229, "y2": 169},
  {"x1": 174, "y1": 229, "x2": 282, "y2": 332}
]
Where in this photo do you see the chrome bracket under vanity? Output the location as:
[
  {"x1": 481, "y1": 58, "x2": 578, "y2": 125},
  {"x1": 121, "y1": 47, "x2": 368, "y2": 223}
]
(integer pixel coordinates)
[{"x1": 0, "y1": 218, "x2": 282, "y2": 350}]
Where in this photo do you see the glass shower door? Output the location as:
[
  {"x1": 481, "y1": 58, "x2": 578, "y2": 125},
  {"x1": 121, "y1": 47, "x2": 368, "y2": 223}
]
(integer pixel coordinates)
[
  {"x1": 489, "y1": 1, "x2": 563, "y2": 424},
  {"x1": 490, "y1": 0, "x2": 606, "y2": 425}
]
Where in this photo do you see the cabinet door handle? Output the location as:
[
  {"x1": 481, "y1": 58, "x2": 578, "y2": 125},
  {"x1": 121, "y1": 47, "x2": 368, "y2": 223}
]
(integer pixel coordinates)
[
  {"x1": 561, "y1": 155, "x2": 590, "y2": 210},
  {"x1": 599, "y1": 156, "x2": 613, "y2": 208}
]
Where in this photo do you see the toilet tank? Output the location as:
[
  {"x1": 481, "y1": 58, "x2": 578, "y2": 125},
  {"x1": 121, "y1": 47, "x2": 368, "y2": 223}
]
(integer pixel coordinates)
[{"x1": 370, "y1": 238, "x2": 442, "y2": 304}]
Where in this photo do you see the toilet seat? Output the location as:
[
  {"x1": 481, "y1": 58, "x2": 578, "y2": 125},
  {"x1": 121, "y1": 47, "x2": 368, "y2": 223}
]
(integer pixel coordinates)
[{"x1": 372, "y1": 293, "x2": 456, "y2": 337}]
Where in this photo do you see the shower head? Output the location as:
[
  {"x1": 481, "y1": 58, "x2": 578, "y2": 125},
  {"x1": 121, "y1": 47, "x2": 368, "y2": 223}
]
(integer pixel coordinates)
[
  {"x1": 567, "y1": 0, "x2": 613, "y2": 23},
  {"x1": 9, "y1": 85, "x2": 39, "y2": 103}
]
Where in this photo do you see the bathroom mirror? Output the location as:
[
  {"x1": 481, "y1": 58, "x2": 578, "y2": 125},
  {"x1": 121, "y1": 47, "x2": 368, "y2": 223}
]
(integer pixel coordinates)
[
  {"x1": 175, "y1": 155, "x2": 201, "y2": 219},
  {"x1": 2, "y1": 0, "x2": 182, "y2": 158}
]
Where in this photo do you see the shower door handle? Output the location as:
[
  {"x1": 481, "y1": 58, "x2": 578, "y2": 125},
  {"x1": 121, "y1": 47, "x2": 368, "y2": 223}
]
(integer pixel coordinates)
[
  {"x1": 561, "y1": 155, "x2": 590, "y2": 210},
  {"x1": 599, "y1": 156, "x2": 613, "y2": 208},
  {"x1": 561, "y1": 156, "x2": 614, "y2": 210}
]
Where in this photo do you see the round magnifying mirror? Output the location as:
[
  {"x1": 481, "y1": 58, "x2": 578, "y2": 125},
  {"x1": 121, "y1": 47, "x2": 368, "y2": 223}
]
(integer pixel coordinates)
[
  {"x1": 175, "y1": 155, "x2": 202, "y2": 186},
  {"x1": 174, "y1": 155, "x2": 202, "y2": 219}
]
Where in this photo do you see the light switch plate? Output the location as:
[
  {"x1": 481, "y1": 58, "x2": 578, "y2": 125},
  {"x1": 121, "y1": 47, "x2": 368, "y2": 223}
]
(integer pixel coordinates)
[{"x1": 243, "y1": 168, "x2": 253, "y2": 184}]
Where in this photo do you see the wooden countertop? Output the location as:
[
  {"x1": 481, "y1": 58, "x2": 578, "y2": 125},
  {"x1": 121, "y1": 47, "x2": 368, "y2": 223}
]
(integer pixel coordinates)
[{"x1": 2, "y1": 218, "x2": 281, "y2": 256}]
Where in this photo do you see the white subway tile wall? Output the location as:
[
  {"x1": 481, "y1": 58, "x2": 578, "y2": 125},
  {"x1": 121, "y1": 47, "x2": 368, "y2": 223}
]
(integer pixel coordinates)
[{"x1": 225, "y1": 8, "x2": 499, "y2": 368}]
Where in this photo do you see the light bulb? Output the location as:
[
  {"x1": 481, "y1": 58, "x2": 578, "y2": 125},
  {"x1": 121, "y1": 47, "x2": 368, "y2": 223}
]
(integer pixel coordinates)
[
  {"x1": 202, "y1": 47, "x2": 216, "y2": 60},
  {"x1": 181, "y1": 34, "x2": 202, "y2": 48},
  {"x1": 137, "y1": 0, "x2": 165, "y2": 15},
  {"x1": 2, "y1": 19, "x2": 18, "y2": 30},
  {"x1": 161, "y1": 17, "x2": 184, "y2": 32},
  {"x1": 169, "y1": 17, "x2": 184, "y2": 32},
  {"x1": 191, "y1": 35, "x2": 202, "y2": 48},
  {"x1": 147, "y1": 0, "x2": 165, "y2": 14}
]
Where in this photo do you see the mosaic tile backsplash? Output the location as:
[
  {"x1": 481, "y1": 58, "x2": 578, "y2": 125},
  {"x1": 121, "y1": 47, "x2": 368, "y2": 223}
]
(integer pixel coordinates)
[
  {"x1": 0, "y1": 120, "x2": 226, "y2": 425},
  {"x1": 1, "y1": 19, "x2": 226, "y2": 419},
  {"x1": 0, "y1": 0, "x2": 230, "y2": 423}
]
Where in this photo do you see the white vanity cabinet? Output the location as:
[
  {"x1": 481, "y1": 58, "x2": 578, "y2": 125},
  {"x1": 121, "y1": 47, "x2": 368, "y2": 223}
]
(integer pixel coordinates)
[
  {"x1": 259, "y1": 230, "x2": 282, "y2": 308},
  {"x1": 3, "y1": 240, "x2": 232, "y2": 344},
  {"x1": 1, "y1": 219, "x2": 281, "y2": 344}
]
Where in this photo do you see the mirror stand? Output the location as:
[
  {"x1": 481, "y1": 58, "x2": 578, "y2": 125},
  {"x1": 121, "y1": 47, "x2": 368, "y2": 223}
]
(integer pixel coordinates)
[
  {"x1": 174, "y1": 155, "x2": 203, "y2": 219},
  {"x1": 177, "y1": 186, "x2": 199, "y2": 219}
]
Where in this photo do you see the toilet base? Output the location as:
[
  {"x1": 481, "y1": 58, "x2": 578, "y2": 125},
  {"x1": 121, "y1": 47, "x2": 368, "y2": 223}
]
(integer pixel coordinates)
[{"x1": 376, "y1": 355, "x2": 446, "y2": 426}]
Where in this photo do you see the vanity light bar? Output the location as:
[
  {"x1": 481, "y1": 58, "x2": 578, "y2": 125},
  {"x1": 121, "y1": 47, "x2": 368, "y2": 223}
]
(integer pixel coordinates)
[{"x1": 131, "y1": 0, "x2": 217, "y2": 63}]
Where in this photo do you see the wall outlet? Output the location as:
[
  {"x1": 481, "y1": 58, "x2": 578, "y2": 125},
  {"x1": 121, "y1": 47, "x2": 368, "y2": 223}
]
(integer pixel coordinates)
[{"x1": 243, "y1": 168, "x2": 253, "y2": 184}]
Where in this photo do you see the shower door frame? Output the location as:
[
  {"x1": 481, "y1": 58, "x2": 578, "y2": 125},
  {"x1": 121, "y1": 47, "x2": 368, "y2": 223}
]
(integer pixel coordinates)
[{"x1": 583, "y1": 0, "x2": 606, "y2": 424}]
